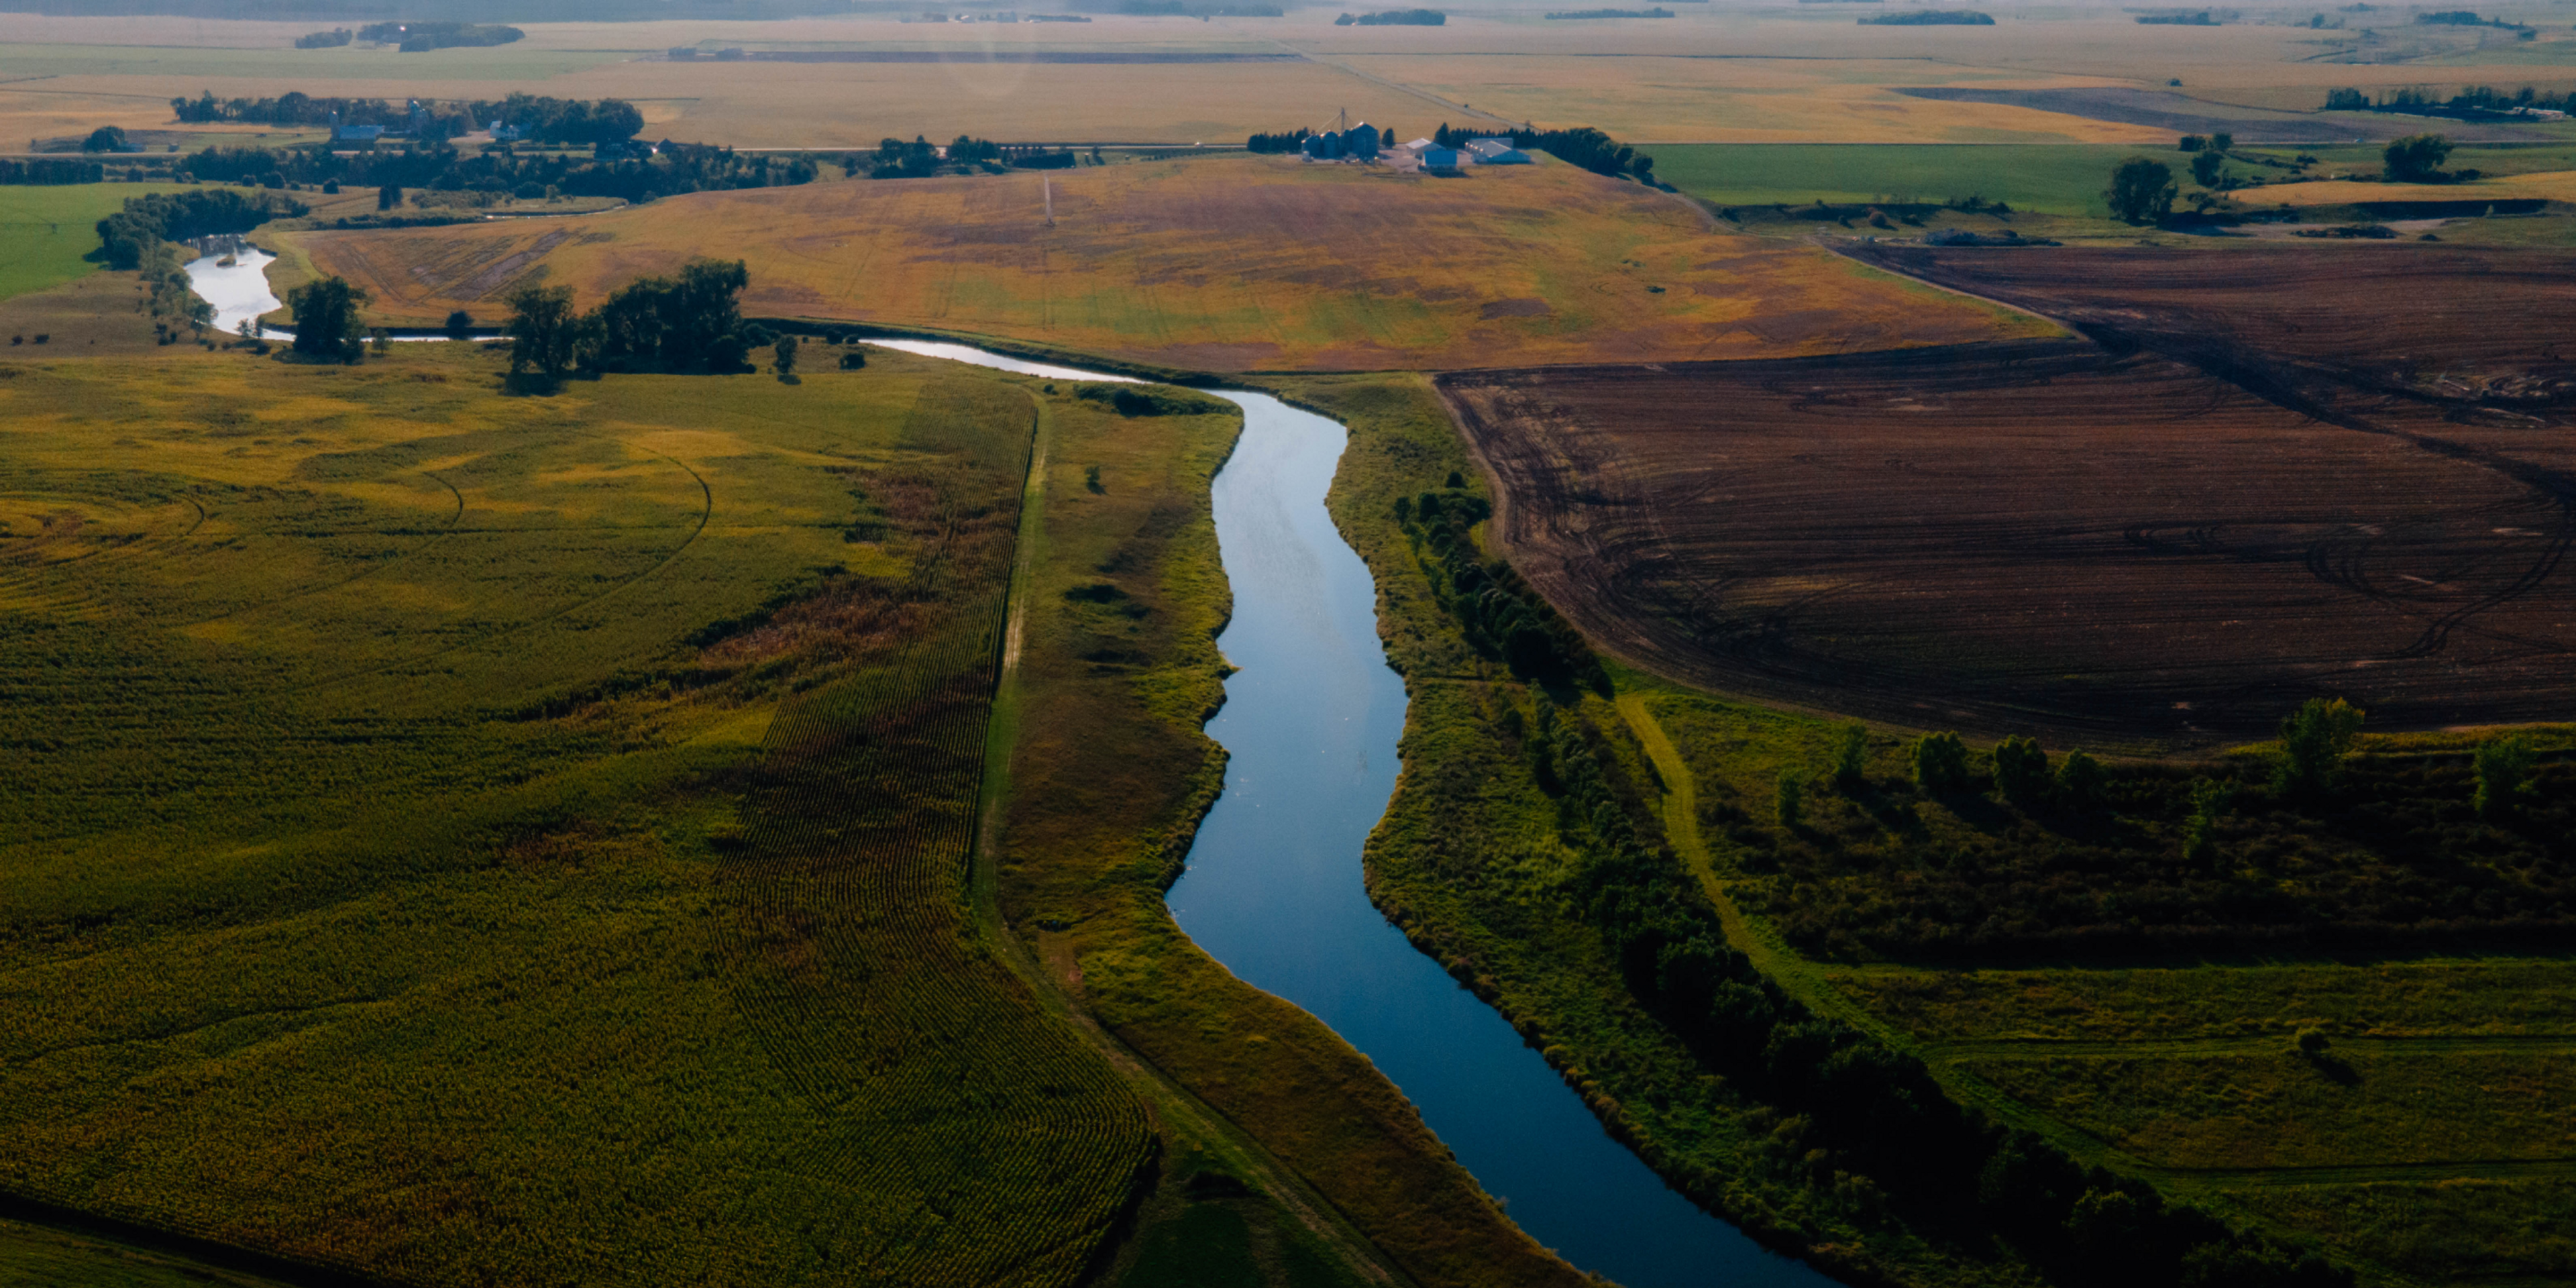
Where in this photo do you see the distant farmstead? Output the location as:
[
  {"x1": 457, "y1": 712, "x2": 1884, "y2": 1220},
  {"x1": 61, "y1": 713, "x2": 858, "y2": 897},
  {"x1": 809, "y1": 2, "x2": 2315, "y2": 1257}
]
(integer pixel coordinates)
[{"x1": 1301, "y1": 119, "x2": 1383, "y2": 161}]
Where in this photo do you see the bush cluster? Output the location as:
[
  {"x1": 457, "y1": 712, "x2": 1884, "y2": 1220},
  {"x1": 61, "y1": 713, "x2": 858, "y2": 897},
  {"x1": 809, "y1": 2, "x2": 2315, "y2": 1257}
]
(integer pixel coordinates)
[
  {"x1": 503, "y1": 259, "x2": 758, "y2": 378},
  {"x1": 1073, "y1": 384, "x2": 1228, "y2": 417}
]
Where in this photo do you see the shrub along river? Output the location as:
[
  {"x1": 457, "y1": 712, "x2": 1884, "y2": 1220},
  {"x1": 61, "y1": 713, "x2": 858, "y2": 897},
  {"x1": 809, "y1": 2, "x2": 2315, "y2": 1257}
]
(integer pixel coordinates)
[{"x1": 179, "y1": 246, "x2": 1827, "y2": 1283}]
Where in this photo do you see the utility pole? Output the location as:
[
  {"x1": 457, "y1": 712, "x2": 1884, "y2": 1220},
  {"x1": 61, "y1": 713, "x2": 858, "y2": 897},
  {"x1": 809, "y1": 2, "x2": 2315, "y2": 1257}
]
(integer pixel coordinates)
[{"x1": 1043, "y1": 177, "x2": 1054, "y2": 227}]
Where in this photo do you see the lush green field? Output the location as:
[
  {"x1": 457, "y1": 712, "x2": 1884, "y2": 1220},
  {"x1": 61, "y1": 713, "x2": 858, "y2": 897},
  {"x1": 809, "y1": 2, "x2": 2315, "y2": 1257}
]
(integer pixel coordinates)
[
  {"x1": 0, "y1": 341, "x2": 1155, "y2": 1285},
  {"x1": 1654, "y1": 144, "x2": 2153, "y2": 217},
  {"x1": 0, "y1": 183, "x2": 191, "y2": 303}
]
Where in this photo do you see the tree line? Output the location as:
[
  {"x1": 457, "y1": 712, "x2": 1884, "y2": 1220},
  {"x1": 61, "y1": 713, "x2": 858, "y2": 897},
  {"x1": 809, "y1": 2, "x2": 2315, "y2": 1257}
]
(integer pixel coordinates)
[
  {"x1": 1335, "y1": 7, "x2": 1446, "y2": 21},
  {"x1": 170, "y1": 91, "x2": 642, "y2": 148},
  {"x1": 0, "y1": 158, "x2": 107, "y2": 186},
  {"x1": 1397, "y1": 487, "x2": 1609, "y2": 690},
  {"x1": 1246, "y1": 127, "x2": 1312, "y2": 154},
  {"x1": 2326, "y1": 83, "x2": 2561, "y2": 117},
  {"x1": 1523, "y1": 693, "x2": 2352, "y2": 1288},
  {"x1": 1428, "y1": 122, "x2": 1656, "y2": 181},
  {"x1": 1737, "y1": 698, "x2": 2570, "y2": 961}
]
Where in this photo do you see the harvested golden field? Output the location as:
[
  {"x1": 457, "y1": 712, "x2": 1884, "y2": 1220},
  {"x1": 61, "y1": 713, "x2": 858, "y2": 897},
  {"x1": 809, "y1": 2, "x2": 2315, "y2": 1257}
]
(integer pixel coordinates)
[
  {"x1": 280, "y1": 155, "x2": 2041, "y2": 372},
  {"x1": 2259, "y1": 171, "x2": 2576, "y2": 207}
]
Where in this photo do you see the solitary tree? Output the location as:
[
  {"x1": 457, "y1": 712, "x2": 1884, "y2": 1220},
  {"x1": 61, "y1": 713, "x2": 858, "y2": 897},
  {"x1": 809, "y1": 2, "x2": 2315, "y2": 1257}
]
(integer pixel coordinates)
[
  {"x1": 2207, "y1": 131, "x2": 2233, "y2": 154},
  {"x1": 839, "y1": 347, "x2": 867, "y2": 370},
  {"x1": 2272, "y1": 697, "x2": 2365, "y2": 797},
  {"x1": 2055, "y1": 749, "x2": 2108, "y2": 812},
  {"x1": 1775, "y1": 767, "x2": 1807, "y2": 829},
  {"x1": 378, "y1": 183, "x2": 403, "y2": 211},
  {"x1": 2190, "y1": 148, "x2": 2226, "y2": 189},
  {"x1": 1832, "y1": 722, "x2": 1870, "y2": 790},
  {"x1": 1913, "y1": 732, "x2": 1973, "y2": 795},
  {"x1": 1992, "y1": 735, "x2": 2051, "y2": 808},
  {"x1": 82, "y1": 125, "x2": 127, "y2": 153},
  {"x1": 2182, "y1": 776, "x2": 2229, "y2": 865},
  {"x1": 2384, "y1": 133, "x2": 2453, "y2": 182},
  {"x1": 2474, "y1": 734, "x2": 2536, "y2": 820},
  {"x1": 284, "y1": 275, "x2": 368, "y2": 362},
  {"x1": 443, "y1": 309, "x2": 474, "y2": 340},
  {"x1": 773, "y1": 333, "x2": 798, "y2": 378},
  {"x1": 504, "y1": 283, "x2": 582, "y2": 378},
  {"x1": 2105, "y1": 156, "x2": 2178, "y2": 224}
]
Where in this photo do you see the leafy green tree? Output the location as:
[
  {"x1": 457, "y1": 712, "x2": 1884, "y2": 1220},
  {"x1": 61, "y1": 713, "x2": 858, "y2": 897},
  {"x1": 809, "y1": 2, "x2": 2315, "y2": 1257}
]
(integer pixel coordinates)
[
  {"x1": 2190, "y1": 148, "x2": 2225, "y2": 189},
  {"x1": 1992, "y1": 735, "x2": 2051, "y2": 808},
  {"x1": 82, "y1": 125, "x2": 127, "y2": 152},
  {"x1": 2383, "y1": 133, "x2": 2453, "y2": 182},
  {"x1": 443, "y1": 309, "x2": 474, "y2": 339},
  {"x1": 2208, "y1": 131, "x2": 2233, "y2": 154},
  {"x1": 2055, "y1": 748, "x2": 2108, "y2": 812},
  {"x1": 285, "y1": 275, "x2": 368, "y2": 362},
  {"x1": 2474, "y1": 734, "x2": 2536, "y2": 820},
  {"x1": 1832, "y1": 722, "x2": 1870, "y2": 790},
  {"x1": 2105, "y1": 156, "x2": 2178, "y2": 224},
  {"x1": 772, "y1": 333, "x2": 798, "y2": 378},
  {"x1": 1913, "y1": 732, "x2": 1972, "y2": 794},
  {"x1": 1775, "y1": 767, "x2": 1807, "y2": 828},
  {"x1": 504, "y1": 283, "x2": 581, "y2": 377},
  {"x1": 2272, "y1": 697, "x2": 2365, "y2": 796},
  {"x1": 2182, "y1": 776, "x2": 2229, "y2": 865},
  {"x1": 839, "y1": 348, "x2": 867, "y2": 370},
  {"x1": 378, "y1": 183, "x2": 402, "y2": 211}
]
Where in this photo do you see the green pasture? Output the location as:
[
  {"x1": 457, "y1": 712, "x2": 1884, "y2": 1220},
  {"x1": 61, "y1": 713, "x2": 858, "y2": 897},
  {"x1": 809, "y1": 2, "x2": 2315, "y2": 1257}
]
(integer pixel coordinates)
[
  {"x1": 0, "y1": 182, "x2": 191, "y2": 303},
  {"x1": 0, "y1": 341, "x2": 1150, "y2": 1286},
  {"x1": 1654, "y1": 143, "x2": 2153, "y2": 217}
]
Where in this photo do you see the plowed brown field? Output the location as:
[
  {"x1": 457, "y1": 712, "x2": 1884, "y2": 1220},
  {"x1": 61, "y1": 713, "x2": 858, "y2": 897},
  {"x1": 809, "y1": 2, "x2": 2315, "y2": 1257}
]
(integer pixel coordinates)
[
  {"x1": 276, "y1": 155, "x2": 2045, "y2": 371},
  {"x1": 1444, "y1": 249, "x2": 2576, "y2": 743}
]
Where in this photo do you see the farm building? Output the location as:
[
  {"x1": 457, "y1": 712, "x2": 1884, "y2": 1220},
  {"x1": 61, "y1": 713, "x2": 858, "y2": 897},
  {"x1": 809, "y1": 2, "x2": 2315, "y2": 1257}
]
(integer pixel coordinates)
[
  {"x1": 1421, "y1": 146, "x2": 1462, "y2": 171},
  {"x1": 1465, "y1": 138, "x2": 1532, "y2": 164}
]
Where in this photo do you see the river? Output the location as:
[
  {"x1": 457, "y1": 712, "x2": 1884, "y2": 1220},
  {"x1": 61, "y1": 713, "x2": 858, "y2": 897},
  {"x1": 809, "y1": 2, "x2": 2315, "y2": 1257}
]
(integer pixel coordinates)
[{"x1": 906, "y1": 343, "x2": 1831, "y2": 1288}]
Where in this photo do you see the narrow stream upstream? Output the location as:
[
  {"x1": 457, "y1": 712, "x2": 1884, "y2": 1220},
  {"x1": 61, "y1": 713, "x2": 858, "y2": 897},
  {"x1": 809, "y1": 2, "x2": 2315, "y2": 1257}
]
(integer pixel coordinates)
[
  {"x1": 883, "y1": 341, "x2": 1831, "y2": 1288},
  {"x1": 171, "y1": 246, "x2": 1832, "y2": 1284}
]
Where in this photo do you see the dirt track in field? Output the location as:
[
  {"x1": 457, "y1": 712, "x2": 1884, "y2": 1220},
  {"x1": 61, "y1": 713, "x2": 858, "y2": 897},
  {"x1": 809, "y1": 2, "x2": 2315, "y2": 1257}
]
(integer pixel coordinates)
[{"x1": 1441, "y1": 248, "x2": 2576, "y2": 745}]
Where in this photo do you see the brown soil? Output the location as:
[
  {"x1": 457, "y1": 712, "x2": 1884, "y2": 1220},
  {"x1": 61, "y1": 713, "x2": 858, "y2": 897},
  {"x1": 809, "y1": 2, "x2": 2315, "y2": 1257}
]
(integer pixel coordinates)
[{"x1": 1442, "y1": 248, "x2": 2576, "y2": 745}]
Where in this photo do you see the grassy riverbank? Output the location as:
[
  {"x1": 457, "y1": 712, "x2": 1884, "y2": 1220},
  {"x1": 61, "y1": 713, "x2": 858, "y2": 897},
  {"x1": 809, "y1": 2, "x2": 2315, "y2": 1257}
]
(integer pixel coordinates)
[{"x1": 989, "y1": 384, "x2": 1589, "y2": 1288}]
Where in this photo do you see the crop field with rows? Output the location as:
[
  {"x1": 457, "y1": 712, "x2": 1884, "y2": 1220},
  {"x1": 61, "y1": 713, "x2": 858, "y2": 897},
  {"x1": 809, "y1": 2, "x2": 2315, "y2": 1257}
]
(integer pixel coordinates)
[{"x1": 0, "y1": 341, "x2": 1148, "y2": 1286}]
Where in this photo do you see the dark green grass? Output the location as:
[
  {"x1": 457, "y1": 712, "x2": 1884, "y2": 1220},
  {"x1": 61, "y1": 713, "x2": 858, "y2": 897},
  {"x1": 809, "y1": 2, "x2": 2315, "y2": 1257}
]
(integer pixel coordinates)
[
  {"x1": 1654, "y1": 144, "x2": 2151, "y2": 217},
  {"x1": 0, "y1": 183, "x2": 193, "y2": 303}
]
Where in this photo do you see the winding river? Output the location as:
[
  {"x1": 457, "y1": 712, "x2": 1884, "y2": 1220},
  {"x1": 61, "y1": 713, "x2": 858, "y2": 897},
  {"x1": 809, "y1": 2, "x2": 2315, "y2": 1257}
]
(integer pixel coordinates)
[
  {"x1": 175, "y1": 242, "x2": 1827, "y2": 1283},
  {"x1": 899, "y1": 343, "x2": 1830, "y2": 1288}
]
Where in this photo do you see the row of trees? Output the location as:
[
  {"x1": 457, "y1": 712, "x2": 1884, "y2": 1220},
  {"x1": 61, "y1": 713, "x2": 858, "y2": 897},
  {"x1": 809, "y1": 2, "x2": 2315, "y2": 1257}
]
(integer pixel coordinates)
[
  {"x1": 1428, "y1": 121, "x2": 1656, "y2": 181},
  {"x1": 1246, "y1": 127, "x2": 1313, "y2": 154},
  {"x1": 1397, "y1": 487, "x2": 1609, "y2": 690},
  {"x1": 168, "y1": 91, "x2": 642, "y2": 148},
  {"x1": 1525, "y1": 694, "x2": 2351, "y2": 1288}
]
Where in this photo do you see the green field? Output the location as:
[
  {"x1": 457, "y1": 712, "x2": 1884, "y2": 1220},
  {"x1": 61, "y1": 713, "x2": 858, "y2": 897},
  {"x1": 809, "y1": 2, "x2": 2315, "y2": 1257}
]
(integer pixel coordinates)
[
  {"x1": 0, "y1": 341, "x2": 1157, "y2": 1285},
  {"x1": 0, "y1": 183, "x2": 191, "y2": 303},
  {"x1": 1653, "y1": 144, "x2": 2155, "y2": 217}
]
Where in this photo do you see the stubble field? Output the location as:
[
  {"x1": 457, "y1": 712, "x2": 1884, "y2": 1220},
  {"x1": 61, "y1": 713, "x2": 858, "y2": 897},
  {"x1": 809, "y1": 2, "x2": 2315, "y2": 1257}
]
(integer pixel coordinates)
[{"x1": 277, "y1": 154, "x2": 2043, "y2": 371}]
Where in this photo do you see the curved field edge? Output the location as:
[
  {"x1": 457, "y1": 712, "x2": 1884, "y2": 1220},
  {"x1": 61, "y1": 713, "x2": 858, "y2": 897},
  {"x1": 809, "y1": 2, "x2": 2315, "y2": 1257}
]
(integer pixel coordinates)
[{"x1": 981, "y1": 386, "x2": 1587, "y2": 1288}]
